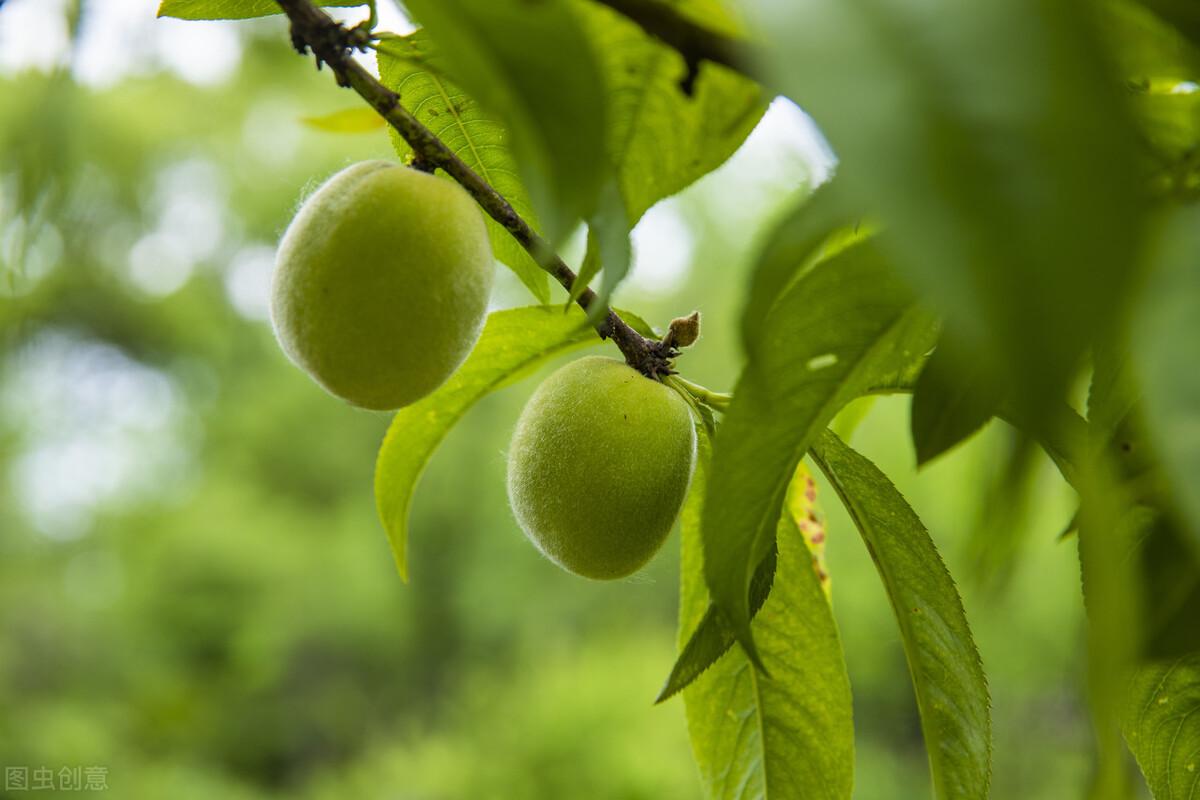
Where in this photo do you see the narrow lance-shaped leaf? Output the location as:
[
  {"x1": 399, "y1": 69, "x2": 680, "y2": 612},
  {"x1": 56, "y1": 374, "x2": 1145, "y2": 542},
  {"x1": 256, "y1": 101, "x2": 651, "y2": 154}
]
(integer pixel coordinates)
[
  {"x1": 658, "y1": 463, "x2": 830, "y2": 702},
  {"x1": 157, "y1": 0, "x2": 361, "y2": 20},
  {"x1": 811, "y1": 429, "x2": 991, "y2": 800},
  {"x1": 707, "y1": 231, "x2": 938, "y2": 662},
  {"x1": 1124, "y1": 655, "x2": 1200, "y2": 799},
  {"x1": 374, "y1": 305, "x2": 652, "y2": 580},
  {"x1": 910, "y1": 330, "x2": 999, "y2": 467},
  {"x1": 375, "y1": 32, "x2": 549, "y2": 303},
  {"x1": 680, "y1": 434, "x2": 854, "y2": 799}
]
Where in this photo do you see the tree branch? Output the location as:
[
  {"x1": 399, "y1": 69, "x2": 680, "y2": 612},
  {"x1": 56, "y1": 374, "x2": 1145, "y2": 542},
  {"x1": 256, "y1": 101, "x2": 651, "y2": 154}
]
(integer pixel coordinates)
[
  {"x1": 588, "y1": 0, "x2": 759, "y2": 80},
  {"x1": 272, "y1": 0, "x2": 673, "y2": 378}
]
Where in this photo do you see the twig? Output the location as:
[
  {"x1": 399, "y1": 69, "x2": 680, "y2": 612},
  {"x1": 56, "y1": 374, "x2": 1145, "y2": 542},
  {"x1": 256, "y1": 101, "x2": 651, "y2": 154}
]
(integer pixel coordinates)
[{"x1": 272, "y1": 0, "x2": 673, "y2": 378}]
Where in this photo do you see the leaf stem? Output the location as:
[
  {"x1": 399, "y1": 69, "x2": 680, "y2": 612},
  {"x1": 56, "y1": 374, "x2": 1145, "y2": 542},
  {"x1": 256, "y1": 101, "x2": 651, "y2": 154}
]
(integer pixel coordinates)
[
  {"x1": 272, "y1": 0, "x2": 673, "y2": 378},
  {"x1": 672, "y1": 375, "x2": 733, "y2": 412}
]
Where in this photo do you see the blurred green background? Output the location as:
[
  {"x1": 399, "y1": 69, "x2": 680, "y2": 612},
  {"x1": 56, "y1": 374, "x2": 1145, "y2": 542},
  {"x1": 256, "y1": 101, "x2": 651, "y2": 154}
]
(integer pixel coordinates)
[{"x1": 1, "y1": 2, "x2": 1092, "y2": 797}]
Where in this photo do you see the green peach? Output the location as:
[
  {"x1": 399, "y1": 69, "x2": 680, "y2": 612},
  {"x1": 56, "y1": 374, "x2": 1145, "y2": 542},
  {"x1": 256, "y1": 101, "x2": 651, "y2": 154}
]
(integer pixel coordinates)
[
  {"x1": 271, "y1": 160, "x2": 493, "y2": 410},
  {"x1": 507, "y1": 356, "x2": 697, "y2": 580}
]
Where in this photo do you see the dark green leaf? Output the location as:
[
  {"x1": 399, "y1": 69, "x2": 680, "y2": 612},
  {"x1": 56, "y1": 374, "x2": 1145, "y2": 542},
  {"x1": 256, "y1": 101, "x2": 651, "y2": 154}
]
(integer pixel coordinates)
[
  {"x1": 374, "y1": 305, "x2": 650, "y2": 580},
  {"x1": 375, "y1": 31, "x2": 549, "y2": 302},
  {"x1": 402, "y1": 0, "x2": 608, "y2": 242},
  {"x1": 1136, "y1": 0, "x2": 1200, "y2": 50},
  {"x1": 1123, "y1": 655, "x2": 1200, "y2": 799},
  {"x1": 1131, "y1": 509, "x2": 1200, "y2": 660},
  {"x1": 1134, "y1": 205, "x2": 1200, "y2": 553},
  {"x1": 911, "y1": 331, "x2": 999, "y2": 466},
  {"x1": 811, "y1": 429, "x2": 991, "y2": 800},
  {"x1": 157, "y1": 0, "x2": 361, "y2": 20},
  {"x1": 681, "y1": 435, "x2": 854, "y2": 799},
  {"x1": 746, "y1": 0, "x2": 1144, "y2": 425},
  {"x1": 706, "y1": 236, "x2": 938, "y2": 660}
]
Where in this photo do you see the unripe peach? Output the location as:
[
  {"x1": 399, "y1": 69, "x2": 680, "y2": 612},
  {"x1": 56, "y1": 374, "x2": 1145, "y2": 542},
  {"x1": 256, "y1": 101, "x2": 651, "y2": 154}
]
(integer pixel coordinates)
[
  {"x1": 507, "y1": 357, "x2": 697, "y2": 579},
  {"x1": 271, "y1": 161, "x2": 493, "y2": 410}
]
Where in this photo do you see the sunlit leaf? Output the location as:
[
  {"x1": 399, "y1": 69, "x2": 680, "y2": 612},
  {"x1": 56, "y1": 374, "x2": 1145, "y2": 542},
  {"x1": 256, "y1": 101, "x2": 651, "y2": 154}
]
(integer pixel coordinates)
[
  {"x1": 680, "y1": 434, "x2": 854, "y2": 799},
  {"x1": 374, "y1": 305, "x2": 651, "y2": 580},
  {"x1": 1124, "y1": 655, "x2": 1200, "y2": 799},
  {"x1": 811, "y1": 429, "x2": 991, "y2": 800},
  {"x1": 375, "y1": 31, "x2": 549, "y2": 302},
  {"x1": 157, "y1": 0, "x2": 361, "y2": 20},
  {"x1": 579, "y1": 0, "x2": 767, "y2": 225}
]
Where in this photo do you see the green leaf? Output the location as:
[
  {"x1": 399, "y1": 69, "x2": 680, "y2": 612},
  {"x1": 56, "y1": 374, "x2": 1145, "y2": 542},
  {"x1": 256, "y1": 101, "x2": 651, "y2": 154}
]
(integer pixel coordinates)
[
  {"x1": 657, "y1": 545, "x2": 776, "y2": 703},
  {"x1": 811, "y1": 429, "x2": 991, "y2": 800},
  {"x1": 1102, "y1": 1, "x2": 1200, "y2": 190},
  {"x1": 680, "y1": 434, "x2": 854, "y2": 799},
  {"x1": 740, "y1": 181, "x2": 862, "y2": 353},
  {"x1": 660, "y1": 461, "x2": 833, "y2": 703},
  {"x1": 910, "y1": 331, "x2": 999, "y2": 467},
  {"x1": 578, "y1": 0, "x2": 767, "y2": 224},
  {"x1": 401, "y1": 0, "x2": 609, "y2": 242},
  {"x1": 706, "y1": 235, "x2": 938, "y2": 661},
  {"x1": 746, "y1": 0, "x2": 1144, "y2": 424},
  {"x1": 1130, "y1": 508, "x2": 1200, "y2": 660},
  {"x1": 157, "y1": 0, "x2": 361, "y2": 20},
  {"x1": 1124, "y1": 655, "x2": 1200, "y2": 799},
  {"x1": 374, "y1": 305, "x2": 650, "y2": 580},
  {"x1": 375, "y1": 31, "x2": 549, "y2": 303},
  {"x1": 586, "y1": 180, "x2": 633, "y2": 323},
  {"x1": 1135, "y1": 205, "x2": 1200, "y2": 554},
  {"x1": 566, "y1": 227, "x2": 603, "y2": 309},
  {"x1": 299, "y1": 107, "x2": 386, "y2": 134},
  {"x1": 1136, "y1": 0, "x2": 1200, "y2": 50}
]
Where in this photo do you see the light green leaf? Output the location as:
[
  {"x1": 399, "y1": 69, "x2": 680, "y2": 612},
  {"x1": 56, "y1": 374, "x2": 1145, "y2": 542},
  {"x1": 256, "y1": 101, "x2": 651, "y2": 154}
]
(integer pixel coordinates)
[
  {"x1": 1124, "y1": 655, "x2": 1200, "y2": 799},
  {"x1": 157, "y1": 0, "x2": 361, "y2": 20},
  {"x1": 1135, "y1": 205, "x2": 1200, "y2": 554},
  {"x1": 579, "y1": 0, "x2": 767, "y2": 224},
  {"x1": 374, "y1": 305, "x2": 650, "y2": 580},
  {"x1": 375, "y1": 32, "x2": 549, "y2": 303},
  {"x1": 300, "y1": 107, "x2": 386, "y2": 133},
  {"x1": 657, "y1": 544, "x2": 776, "y2": 704},
  {"x1": 681, "y1": 434, "x2": 854, "y2": 799},
  {"x1": 746, "y1": 0, "x2": 1144, "y2": 424},
  {"x1": 401, "y1": 0, "x2": 608, "y2": 242},
  {"x1": 811, "y1": 429, "x2": 991, "y2": 800},
  {"x1": 706, "y1": 234, "x2": 938, "y2": 661}
]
